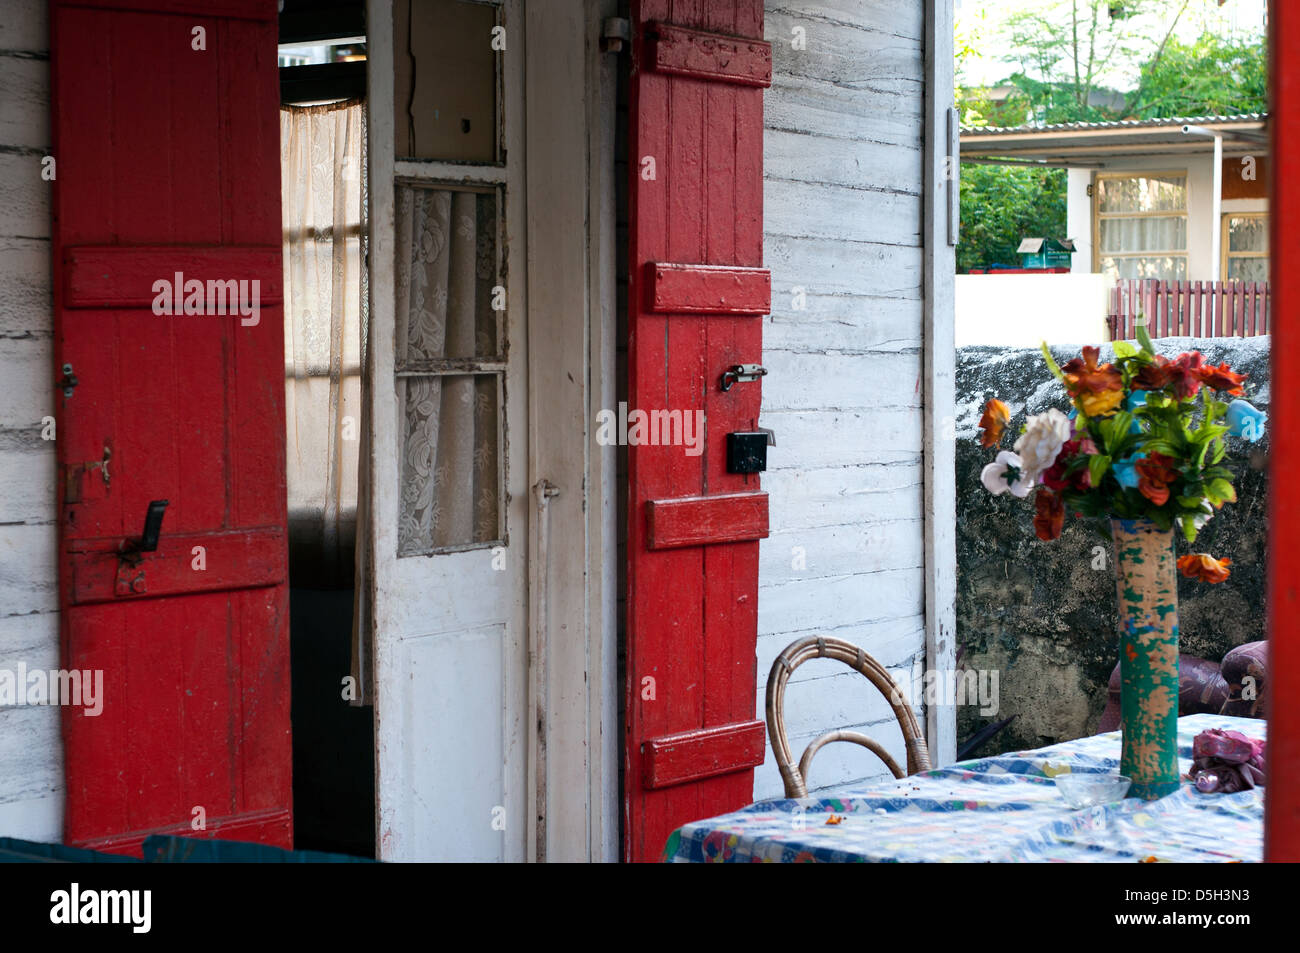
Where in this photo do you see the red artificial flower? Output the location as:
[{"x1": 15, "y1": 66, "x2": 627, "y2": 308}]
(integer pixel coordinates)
[
  {"x1": 1061, "y1": 346, "x2": 1123, "y2": 397},
  {"x1": 1177, "y1": 553, "x2": 1232, "y2": 584},
  {"x1": 1033, "y1": 488, "x2": 1065, "y2": 541},
  {"x1": 1039, "y1": 439, "x2": 1094, "y2": 492},
  {"x1": 1132, "y1": 355, "x2": 1175, "y2": 391},
  {"x1": 1168, "y1": 352, "x2": 1206, "y2": 400},
  {"x1": 978, "y1": 398, "x2": 1010, "y2": 448},
  {"x1": 1135, "y1": 451, "x2": 1179, "y2": 506},
  {"x1": 1199, "y1": 361, "x2": 1248, "y2": 396}
]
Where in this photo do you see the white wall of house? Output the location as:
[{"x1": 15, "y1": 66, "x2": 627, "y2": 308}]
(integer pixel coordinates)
[
  {"x1": 754, "y1": 0, "x2": 933, "y2": 798},
  {"x1": 0, "y1": 0, "x2": 63, "y2": 842},
  {"x1": 1066, "y1": 152, "x2": 1268, "y2": 281},
  {"x1": 955, "y1": 273, "x2": 1112, "y2": 347}
]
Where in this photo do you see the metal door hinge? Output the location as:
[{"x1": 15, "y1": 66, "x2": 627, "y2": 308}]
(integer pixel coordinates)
[{"x1": 601, "y1": 17, "x2": 630, "y2": 53}]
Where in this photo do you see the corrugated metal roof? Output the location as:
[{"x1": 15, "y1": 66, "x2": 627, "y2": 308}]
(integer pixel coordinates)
[{"x1": 961, "y1": 113, "x2": 1267, "y2": 137}]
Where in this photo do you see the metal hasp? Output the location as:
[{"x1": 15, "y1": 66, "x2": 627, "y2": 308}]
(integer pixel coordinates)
[
  {"x1": 719, "y1": 363, "x2": 766, "y2": 392},
  {"x1": 114, "y1": 499, "x2": 169, "y2": 596}
]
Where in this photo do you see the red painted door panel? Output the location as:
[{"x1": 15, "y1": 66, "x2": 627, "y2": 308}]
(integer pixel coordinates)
[
  {"x1": 625, "y1": 1, "x2": 770, "y2": 862},
  {"x1": 51, "y1": 0, "x2": 291, "y2": 854}
]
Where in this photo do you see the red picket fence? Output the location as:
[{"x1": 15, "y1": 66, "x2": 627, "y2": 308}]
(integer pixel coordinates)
[{"x1": 1107, "y1": 279, "x2": 1271, "y2": 340}]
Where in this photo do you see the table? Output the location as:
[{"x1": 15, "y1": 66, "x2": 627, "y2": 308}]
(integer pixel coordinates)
[{"x1": 664, "y1": 714, "x2": 1265, "y2": 863}]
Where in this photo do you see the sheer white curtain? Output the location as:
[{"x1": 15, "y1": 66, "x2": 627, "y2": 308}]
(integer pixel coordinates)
[
  {"x1": 394, "y1": 186, "x2": 500, "y2": 556},
  {"x1": 280, "y1": 100, "x2": 370, "y2": 697}
]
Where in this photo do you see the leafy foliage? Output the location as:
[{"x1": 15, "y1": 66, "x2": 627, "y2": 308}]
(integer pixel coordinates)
[{"x1": 957, "y1": 165, "x2": 1067, "y2": 272}]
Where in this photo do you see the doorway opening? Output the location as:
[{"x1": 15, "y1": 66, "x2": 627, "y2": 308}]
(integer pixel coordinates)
[{"x1": 279, "y1": 0, "x2": 374, "y2": 859}]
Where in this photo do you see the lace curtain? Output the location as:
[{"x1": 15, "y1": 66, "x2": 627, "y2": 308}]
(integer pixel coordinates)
[
  {"x1": 281, "y1": 100, "x2": 366, "y2": 587},
  {"x1": 394, "y1": 186, "x2": 500, "y2": 555}
]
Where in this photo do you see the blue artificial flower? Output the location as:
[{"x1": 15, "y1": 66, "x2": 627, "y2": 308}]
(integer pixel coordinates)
[
  {"x1": 1226, "y1": 399, "x2": 1267, "y2": 443},
  {"x1": 1124, "y1": 390, "x2": 1147, "y2": 435},
  {"x1": 1113, "y1": 454, "x2": 1144, "y2": 490}
]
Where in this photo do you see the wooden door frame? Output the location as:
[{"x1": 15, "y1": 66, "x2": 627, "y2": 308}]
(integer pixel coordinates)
[
  {"x1": 522, "y1": 0, "x2": 620, "y2": 863},
  {"x1": 923, "y1": 0, "x2": 958, "y2": 767}
]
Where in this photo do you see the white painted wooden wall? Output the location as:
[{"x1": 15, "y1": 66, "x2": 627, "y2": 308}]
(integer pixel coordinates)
[
  {"x1": 0, "y1": 0, "x2": 63, "y2": 841},
  {"x1": 754, "y1": 1, "x2": 934, "y2": 798}
]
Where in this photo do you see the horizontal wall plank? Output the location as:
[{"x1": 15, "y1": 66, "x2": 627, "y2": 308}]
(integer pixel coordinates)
[
  {"x1": 764, "y1": 464, "x2": 924, "y2": 528},
  {"x1": 642, "y1": 720, "x2": 767, "y2": 789},
  {"x1": 765, "y1": 234, "x2": 923, "y2": 297},
  {"x1": 760, "y1": 350, "x2": 922, "y2": 411},
  {"x1": 0, "y1": 705, "x2": 63, "y2": 807},
  {"x1": 0, "y1": 1, "x2": 48, "y2": 53},
  {"x1": 0, "y1": 151, "x2": 48, "y2": 239},
  {"x1": 0, "y1": 238, "x2": 53, "y2": 333},
  {"x1": 766, "y1": 177, "x2": 920, "y2": 247},
  {"x1": 0, "y1": 337, "x2": 55, "y2": 435},
  {"x1": 649, "y1": 23, "x2": 772, "y2": 87},
  {"x1": 766, "y1": 127, "x2": 922, "y2": 195},
  {"x1": 757, "y1": 616, "x2": 925, "y2": 689},
  {"x1": 0, "y1": 56, "x2": 49, "y2": 151},
  {"x1": 0, "y1": 522, "x2": 58, "y2": 619},
  {"x1": 761, "y1": 408, "x2": 923, "y2": 469},
  {"x1": 0, "y1": 429, "x2": 56, "y2": 524},
  {"x1": 767, "y1": 72, "x2": 921, "y2": 148},
  {"x1": 757, "y1": 567, "x2": 924, "y2": 638},
  {"x1": 759, "y1": 518, "x2": 925, "y2": 583},
  {"x1": 768, "y1": 2, "x2": 924, "y2": 41},
  {"x1": 768, "y1": 10, "x2": 922, "y2": 94}
]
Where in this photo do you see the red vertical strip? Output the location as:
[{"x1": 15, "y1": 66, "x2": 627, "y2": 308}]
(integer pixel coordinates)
[{"x1": 1267, "y1": 2, "x2": 1300, "y2": 862}]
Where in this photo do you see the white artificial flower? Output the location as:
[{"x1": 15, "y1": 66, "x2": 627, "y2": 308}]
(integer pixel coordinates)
[
  {"x1": 981, "y1": 450, "x2": 1033, "y2": 499},
  {"x1": 1014, "y1": 408, "x2": 1072, "y2": 481}
]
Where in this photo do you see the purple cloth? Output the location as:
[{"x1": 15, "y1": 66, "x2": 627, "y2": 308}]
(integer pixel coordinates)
[{"x1": 1190, "y1": 728, "x2": 1266, "y2": 793}]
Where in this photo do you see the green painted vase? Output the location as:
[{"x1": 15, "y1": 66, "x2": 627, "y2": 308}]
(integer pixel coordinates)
[{"x1": 1110, "y1": 517, "x2": 1181, "y2": 799}]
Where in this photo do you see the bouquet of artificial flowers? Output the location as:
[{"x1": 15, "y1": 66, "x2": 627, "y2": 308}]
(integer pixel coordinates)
[{"x1": 976, "y1": 326, "x2": 1265, "y2": 583}]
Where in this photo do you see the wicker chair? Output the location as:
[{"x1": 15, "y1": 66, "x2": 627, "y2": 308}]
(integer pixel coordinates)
[{"x1": 766, "y1": 635, "x2": 931, "y2": 798}]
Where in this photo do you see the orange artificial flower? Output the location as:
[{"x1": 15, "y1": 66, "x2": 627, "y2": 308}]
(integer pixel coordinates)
[
  {"x1": 1132, "y1": 355, "x2": 1175, "y2": 391},
  {"x1": 1199, "y1": 361, "x2": 1248, "y2": 396},
  {"x1": 1062, "y1": 346, "x2": 1123, "y2": 397},
  {"x1": 1033, "y1": 488, "x2": 1065, "y2": 541},
  {"x1": 1177, "y1": 553, "x2": 1232, "y2": 584},
  {"x1": 978, "y1": 398, "x2": 1011, "y2": 448},
  {"x1": 1135, "y1": 452, "x2": 1179, "y2": 506}
]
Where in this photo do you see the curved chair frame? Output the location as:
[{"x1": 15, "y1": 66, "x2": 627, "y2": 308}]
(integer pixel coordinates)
[{"x1": 765, "y1": 635, "x2": 931, "y2": 798}]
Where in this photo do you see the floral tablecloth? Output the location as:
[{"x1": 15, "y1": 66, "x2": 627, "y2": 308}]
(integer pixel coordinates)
[{"x1": 664, "y1": 714, "x2": 1265, "y2": 863}]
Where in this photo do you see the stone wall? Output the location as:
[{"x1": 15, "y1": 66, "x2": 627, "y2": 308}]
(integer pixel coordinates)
[{"x1": 955, "y1": 337, "x2": 1270, "y2": 754}]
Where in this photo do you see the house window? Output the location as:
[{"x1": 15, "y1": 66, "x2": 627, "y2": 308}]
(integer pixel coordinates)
[
  {"x1": 1095, "y1": 173, "x2": 1188, "y2": 281},
  {"x1": 1223, "y1": 213, "x2": 1269, "y2": 283}
]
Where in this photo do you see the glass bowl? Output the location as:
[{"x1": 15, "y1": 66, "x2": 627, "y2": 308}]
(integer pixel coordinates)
[{"x1": 1054, "y1": 772, "x2": 1132, "y2": 808}]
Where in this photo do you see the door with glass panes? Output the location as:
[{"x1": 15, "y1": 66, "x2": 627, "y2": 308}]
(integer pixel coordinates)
[{"x1": 365, "y1": 0, "x2": 527, "y2": 862}]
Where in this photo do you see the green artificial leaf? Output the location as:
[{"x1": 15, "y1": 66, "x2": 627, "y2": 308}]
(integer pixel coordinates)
[
  {"x1": 1210, "y1": 441, "x2": 1227, "y2": 465},
  {"x1": 1136, "y1": 321, "x2": 1155, "y2": 356},
  {"x1": 1040, "y1": 341, "x2": 1065, "y2": 383},
  {"x1": 1088, "y1": 454, "x2": 1112, "y2": 487},
  {"x1": 1176, "y1": 495, "x2": 1204, "y2": 510},
  {"x1": 1112, "y1": 340, "x2": 1139, "y2": 359},
  {"x1": 1181, "y1": 515, "x2": 1199, "y2": 543},
  {"x1": 1150, "y1": 509, "x2": 1173, "y2": 531},
  {"x1": 1206, "y1": 478, "x2": 1237, "y2": 506}
]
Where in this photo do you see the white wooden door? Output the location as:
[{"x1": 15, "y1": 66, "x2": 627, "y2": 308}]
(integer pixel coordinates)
[{"x1": 366, "y1": 0, "x2": 528, "y2": 862}]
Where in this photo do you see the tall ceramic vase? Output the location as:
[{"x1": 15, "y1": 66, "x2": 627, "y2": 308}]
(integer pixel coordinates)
[{"x1": 1109, "y1": 517, "x2": 1181, "y2": 799}]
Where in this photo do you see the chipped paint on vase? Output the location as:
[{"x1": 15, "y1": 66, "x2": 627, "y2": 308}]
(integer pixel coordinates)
[{"x1": 1110, "y1": 517, "x2": 1181, "y2": 799}]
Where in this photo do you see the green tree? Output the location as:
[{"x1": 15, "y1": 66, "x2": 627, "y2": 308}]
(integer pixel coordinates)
[
  {"x1": 958, "y1": 165, "x2": 1067, "y2": 272},
  {"x1": 956, "y1": 1, "x2": 1266, "y2": 272}
]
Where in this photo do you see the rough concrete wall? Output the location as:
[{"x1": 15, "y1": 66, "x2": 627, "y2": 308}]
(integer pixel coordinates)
[{"x1": 956, "y1": 337, "x2": 1269, "y2": 754}]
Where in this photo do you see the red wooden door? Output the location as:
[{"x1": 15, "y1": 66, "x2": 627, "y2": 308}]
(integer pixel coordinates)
[
  {"x1": 51, "y1": 0, "x2": 291, "y2": 855},
  {"x1": 1267, "y1": 1, "x2": 1300, "y2": 861},
  {"x1": 625, "y1": 1, "x2": 771, "y2": 862}
]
